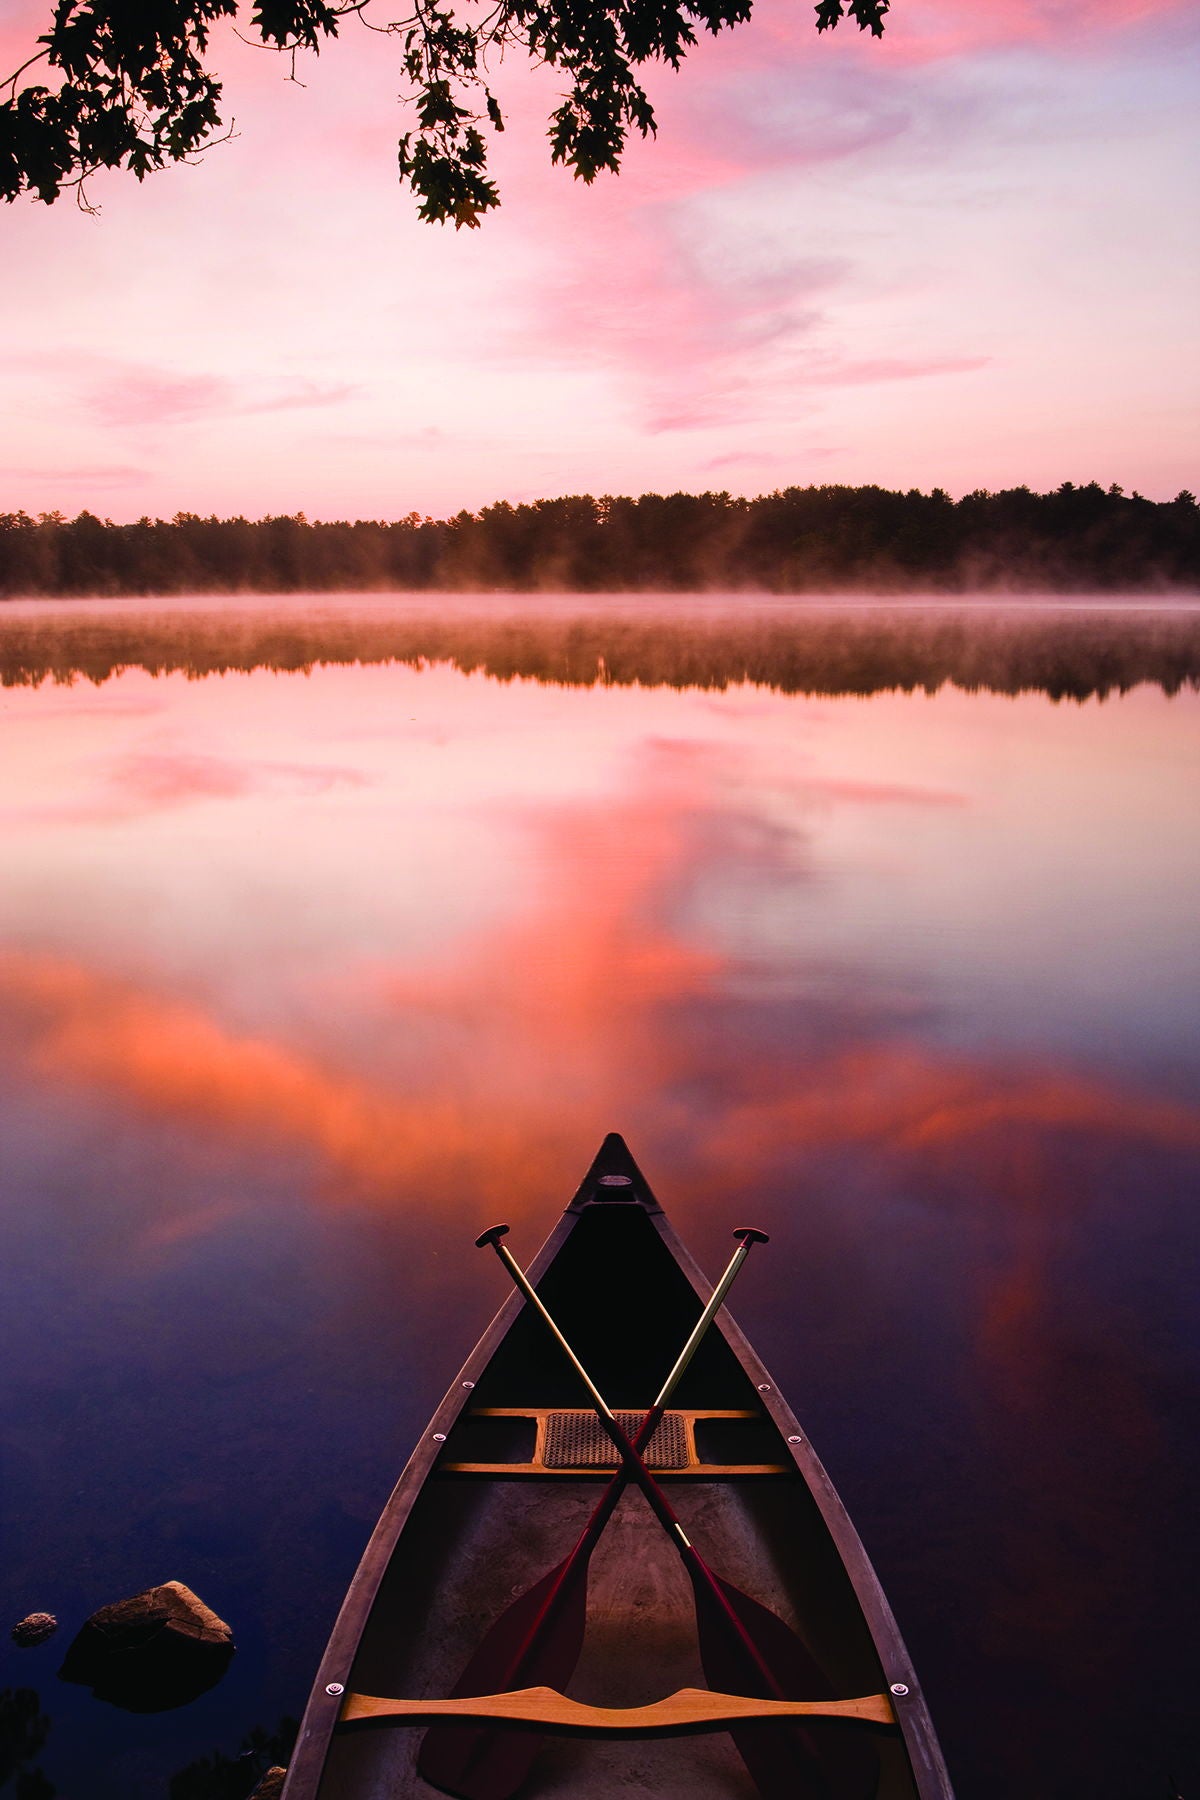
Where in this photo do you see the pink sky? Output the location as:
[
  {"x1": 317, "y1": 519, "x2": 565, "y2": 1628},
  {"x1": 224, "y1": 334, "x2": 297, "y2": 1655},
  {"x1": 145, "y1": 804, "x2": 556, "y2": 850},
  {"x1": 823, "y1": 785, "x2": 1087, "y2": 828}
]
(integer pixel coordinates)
[{"x1": 1, "y1": 0, "x2": 1197, "y2": 520}]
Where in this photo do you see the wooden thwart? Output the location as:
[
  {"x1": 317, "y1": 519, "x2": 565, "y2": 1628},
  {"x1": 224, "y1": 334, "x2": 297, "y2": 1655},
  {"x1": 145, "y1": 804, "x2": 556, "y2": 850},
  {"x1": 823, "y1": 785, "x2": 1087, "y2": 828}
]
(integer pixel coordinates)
[
  {"x1": 441, "y1": 1407, "x2": 790, "y2": 1478},
  {"x1": 341, "y1": 1684, "x2": 897, "y2": 1736}
]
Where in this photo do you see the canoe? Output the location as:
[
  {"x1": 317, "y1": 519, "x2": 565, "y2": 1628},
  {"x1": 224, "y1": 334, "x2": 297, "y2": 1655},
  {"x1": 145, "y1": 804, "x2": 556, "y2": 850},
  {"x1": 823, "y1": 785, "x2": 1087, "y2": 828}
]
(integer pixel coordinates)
[{"x1": 280, "y1": 1134, "x2": 955, "y2": 1800}]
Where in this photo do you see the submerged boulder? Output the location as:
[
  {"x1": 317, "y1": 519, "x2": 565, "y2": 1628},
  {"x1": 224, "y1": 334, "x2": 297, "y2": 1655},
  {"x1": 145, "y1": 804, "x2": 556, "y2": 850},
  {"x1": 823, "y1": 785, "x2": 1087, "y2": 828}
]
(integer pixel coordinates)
[
  {"x1": 59, "y1": 1581, "x2": 234, "y2": 1712},
  {"x1": 10, "y1": 1615, "x2": 57, "y2": 1648}
]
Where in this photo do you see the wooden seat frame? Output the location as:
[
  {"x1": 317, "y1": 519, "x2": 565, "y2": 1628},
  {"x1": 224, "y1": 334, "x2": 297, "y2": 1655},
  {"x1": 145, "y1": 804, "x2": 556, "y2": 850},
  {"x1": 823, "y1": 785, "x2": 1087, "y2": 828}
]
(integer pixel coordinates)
[
  {"x1": 339, "y1": 1684, "x2": 898, "y2": 1736},
  {"x1": 441, "y1": 1407, "x2": 790, "y2": 1477}
]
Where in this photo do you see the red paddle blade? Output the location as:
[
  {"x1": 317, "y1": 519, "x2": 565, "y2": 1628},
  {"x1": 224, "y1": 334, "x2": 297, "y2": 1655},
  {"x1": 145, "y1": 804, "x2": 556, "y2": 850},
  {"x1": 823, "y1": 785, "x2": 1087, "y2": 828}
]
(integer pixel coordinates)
[
  {"x1": 694, "y1": 1573, "x2": 880, "y2": 1800},
  {"x1": 417, "y1": 1556, "x2": 589, "y2": 1800}
]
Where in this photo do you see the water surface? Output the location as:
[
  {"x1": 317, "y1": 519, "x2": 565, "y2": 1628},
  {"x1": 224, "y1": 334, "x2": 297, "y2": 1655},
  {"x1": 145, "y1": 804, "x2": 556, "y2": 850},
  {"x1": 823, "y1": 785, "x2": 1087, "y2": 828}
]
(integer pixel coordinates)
[{"x1": 1, "y1": 596, "x2": 1197, "y2": 1798}]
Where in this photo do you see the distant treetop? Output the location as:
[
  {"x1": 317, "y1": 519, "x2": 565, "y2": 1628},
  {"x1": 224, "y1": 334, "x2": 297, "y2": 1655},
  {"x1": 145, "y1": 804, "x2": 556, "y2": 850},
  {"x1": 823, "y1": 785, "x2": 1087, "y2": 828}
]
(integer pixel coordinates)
[
  {"x1": 1, "y1": 0, "x2": 889, "y2": 226},
  {"x1": 2, "y1": 481, "x2": 1196, "y2": 598}
]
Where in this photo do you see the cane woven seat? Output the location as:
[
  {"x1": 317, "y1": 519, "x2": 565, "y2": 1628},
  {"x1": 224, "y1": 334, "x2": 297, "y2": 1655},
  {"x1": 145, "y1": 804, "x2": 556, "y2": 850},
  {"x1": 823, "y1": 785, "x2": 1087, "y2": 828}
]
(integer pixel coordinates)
[{"x1": 542, "y1": 1409, "x2": 689, "y2": 1470}]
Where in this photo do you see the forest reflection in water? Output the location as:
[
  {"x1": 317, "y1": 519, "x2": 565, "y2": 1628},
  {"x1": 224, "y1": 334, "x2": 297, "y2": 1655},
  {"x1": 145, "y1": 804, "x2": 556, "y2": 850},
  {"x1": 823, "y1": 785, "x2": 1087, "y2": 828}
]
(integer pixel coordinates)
[
  {"x1": 1, "y1": 591, "x2": 1199, "y2": 700},
  {"x1": 0, "y1": 597, "x2": 1197, "y2": 1800}
]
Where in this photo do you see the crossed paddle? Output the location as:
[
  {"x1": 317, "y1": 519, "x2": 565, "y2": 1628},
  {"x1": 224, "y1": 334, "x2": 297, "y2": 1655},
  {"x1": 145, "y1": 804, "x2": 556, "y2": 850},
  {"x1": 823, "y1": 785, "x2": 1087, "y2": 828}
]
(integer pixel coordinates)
[{"x1": 417, "y1": 1224, "x2": 879, "y2": 1800}]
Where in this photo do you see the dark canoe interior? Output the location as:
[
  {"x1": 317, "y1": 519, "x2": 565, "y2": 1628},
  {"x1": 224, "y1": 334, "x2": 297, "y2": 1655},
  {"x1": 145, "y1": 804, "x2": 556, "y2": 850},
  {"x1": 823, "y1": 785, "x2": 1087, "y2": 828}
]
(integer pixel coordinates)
[{"x1": 285, "y1": 1139, "x2": 952, "y2": 1800}]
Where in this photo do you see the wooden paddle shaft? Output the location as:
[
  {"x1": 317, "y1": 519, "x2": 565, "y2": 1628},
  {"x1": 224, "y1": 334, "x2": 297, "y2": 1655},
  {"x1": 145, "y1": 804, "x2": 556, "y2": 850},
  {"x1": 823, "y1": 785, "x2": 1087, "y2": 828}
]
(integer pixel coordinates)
[
  {"x1": 481, "y1": 1229, "x2": 695, "y2": 1548},
  {"x1": 441, "y1": 1228, "x2": 767, "y2": 1719},
  {"x1": 480, "y1": 1228, "x2": 769, "y2": 1667},
  {"x1": 557, "y1": 1231, "x2": 770, "y2": 1569},
  {"x1": 563, "y1": 1225, "x2": 769, "y2": 1555},
  {"x1": 480, "y1": 1229, "x2": 802, "y2": 1706},
  {"x1": 654, "y1": 1227, "x2": 768, "y2": 1409}
]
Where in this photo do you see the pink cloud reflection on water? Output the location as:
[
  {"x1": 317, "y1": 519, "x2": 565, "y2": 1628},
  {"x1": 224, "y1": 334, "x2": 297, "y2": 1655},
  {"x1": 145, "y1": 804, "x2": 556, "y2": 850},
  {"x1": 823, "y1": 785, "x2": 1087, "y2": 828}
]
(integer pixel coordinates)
[{"x1": 0, "y1": 653, "x2": 1196, "y2": 1248}]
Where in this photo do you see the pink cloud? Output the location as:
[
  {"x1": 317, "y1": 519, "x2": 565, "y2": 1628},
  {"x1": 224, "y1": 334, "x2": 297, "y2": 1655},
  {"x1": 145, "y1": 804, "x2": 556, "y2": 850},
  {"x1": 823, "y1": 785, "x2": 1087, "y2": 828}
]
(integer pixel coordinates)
[
  {"x1": 868, "y1": 0, "x2": 1194, "y2": 65},
  {"x1": 86, "y1": 365, "x2": 355, "y2": 428},
  {"x1": 513, "y1": 181, "x2": 989, "y2": 431},
  {"x1": 678, "y1": 0, "x2": 1196, "y2": 69},
  {"x1": 658, "y1": 63, "x2": 917, "y2": 178},
  {"x1": 799, "y1": 354, "x2": 992, "y2": 386},
  {"x1": 89, "y1": 370, "x2": 232, "y2": 428},
  {"x1": 241, "y1": 380, "x2": 357, "y2": 416},
  {"x1": 807, "y1": 776, "x2": 969, "y2": 806},
  {"x1": 0, "y1": 463, "x2": 149, "y2": 488},
  {"x1": 0, "y1": 750, "x2": 371, "y2": 829},
  {"x1": 504, "y1": 188, "x2": 854, "y2": 429},
  {"x1": 702, "y1": 446, "x2": 843, "y2": 470},
  {"x1": 326, "y1": 426, "x2": 448, "y2": 449},
  {"x1": 462, "y1": 1, "x2": 1168, "y2": 447},
  {"x1": 113, "y1": 749, "x2": 371, "y2": 807},
  {"x1": 114, "y1": 750, "x2": 256, "y2": 804},
  {"x1": 471, "y1": 47, "x2": 999, "y2": 439}
]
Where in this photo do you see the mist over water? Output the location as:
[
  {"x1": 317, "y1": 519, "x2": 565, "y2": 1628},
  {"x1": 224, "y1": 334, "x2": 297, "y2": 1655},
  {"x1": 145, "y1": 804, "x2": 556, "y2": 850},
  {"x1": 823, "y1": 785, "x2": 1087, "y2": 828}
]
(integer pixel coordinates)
[
  {"x1": 3, "y1": 590, "x2": 1200, "y2": 700},
  {"x1": 0, "y1": 596, "x2": 1196, "y2": 1799}
]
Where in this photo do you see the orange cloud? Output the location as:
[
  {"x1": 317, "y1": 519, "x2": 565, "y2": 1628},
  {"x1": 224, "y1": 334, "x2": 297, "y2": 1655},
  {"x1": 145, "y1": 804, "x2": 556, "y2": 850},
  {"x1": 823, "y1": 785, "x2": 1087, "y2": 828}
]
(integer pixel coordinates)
[
  {"x1": 0, "y1": 773, "x2": 731, "y2": 1222},
  {"x1": 378, "y1": 797, "x2": 721, "y2": 1098},
  {"x1": 0, "y1": 951, "x2": 577, "y2": 1214},
  {"x1": 8, "y1": 942, "x2": 1194, "y2": 1225},
  {"x1": 3, "y1": 742, "x2": 1197, "y2": 1234},
  {"x1": 3, "y1": 737, "x2": 1196, "y2": 1299},
  {"x1": 703, "y1": 1044, "x2": 1200, "y2": 1173}
]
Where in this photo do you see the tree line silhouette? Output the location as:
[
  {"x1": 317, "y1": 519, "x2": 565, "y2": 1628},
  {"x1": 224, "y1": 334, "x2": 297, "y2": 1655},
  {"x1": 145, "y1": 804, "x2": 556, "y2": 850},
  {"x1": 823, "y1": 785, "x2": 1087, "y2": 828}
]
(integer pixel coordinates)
[{"x1": 1, "y1": 483, "x2": 1197, "y2": 598}]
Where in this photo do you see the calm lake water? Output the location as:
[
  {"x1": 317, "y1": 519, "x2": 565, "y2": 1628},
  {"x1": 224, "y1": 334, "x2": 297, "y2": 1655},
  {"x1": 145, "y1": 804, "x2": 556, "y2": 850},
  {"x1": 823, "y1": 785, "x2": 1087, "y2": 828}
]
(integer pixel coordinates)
[{"x1": 1, "y1": 595, "x2": 1197, "y2": 1799}]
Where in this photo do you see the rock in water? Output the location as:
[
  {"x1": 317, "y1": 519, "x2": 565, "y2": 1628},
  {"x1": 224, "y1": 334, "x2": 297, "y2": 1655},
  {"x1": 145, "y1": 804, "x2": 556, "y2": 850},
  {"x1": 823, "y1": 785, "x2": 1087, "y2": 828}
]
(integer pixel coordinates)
[
  {"x1": 248, "y1": 1770, "x2": 287, "y2": 1800},
  {"x1": 58, "y1": 1580, "x2": 234, "y2": 1712},
  {"x1": 11, "y1": 1614, "x2": 57, "y2": 1647}
]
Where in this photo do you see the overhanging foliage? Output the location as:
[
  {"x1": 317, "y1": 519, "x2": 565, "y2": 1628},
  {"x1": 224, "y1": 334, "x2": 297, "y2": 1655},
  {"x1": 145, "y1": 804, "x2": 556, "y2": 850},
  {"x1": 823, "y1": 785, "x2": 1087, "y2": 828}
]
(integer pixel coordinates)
[{"x1": 1, "y1": 0, "x2": 888, "y2": 224}]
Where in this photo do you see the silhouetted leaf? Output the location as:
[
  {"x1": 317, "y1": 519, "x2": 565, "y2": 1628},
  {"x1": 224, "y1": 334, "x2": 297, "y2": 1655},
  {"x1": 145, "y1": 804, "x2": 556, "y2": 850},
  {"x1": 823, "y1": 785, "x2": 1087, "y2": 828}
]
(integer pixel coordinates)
[{"x1": 1, "y1": 0, "x2": 892, "y2": 218}]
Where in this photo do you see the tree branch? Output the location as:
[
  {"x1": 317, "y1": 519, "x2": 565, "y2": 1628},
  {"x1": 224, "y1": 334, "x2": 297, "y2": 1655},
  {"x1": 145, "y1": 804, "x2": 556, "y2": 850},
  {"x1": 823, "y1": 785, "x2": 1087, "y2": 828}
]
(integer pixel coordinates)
[{"x1": 1, "y1": 0, "x2": 891, "y2": 220}]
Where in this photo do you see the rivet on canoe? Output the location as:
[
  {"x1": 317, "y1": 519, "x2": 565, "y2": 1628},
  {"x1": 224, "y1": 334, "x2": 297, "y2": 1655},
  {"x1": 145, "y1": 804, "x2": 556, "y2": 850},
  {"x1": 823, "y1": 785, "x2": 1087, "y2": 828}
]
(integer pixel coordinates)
[
  {"x1": 326, "y1": 1682, "x2": 345, "y2": 1696},
  {"x1": 757, "y1": 1383, "x2": 771, "y2": 1392},
  {"x1": 432, "y1": 1432, "x2": 447, "y2": 1442},
  {"x1": 461, "y1": 1380, "x2": 475, "y2": 1389},
  {"x1": 788, "y1": 1434, "x2": 802, "y2": 1444},
  {"x1": 599, "y1": 1174, "x2": 632, "y2": 1186},
  {"x1": 890, "y1": 1683, "x2": 910, "y2": 1697}
]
